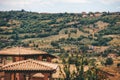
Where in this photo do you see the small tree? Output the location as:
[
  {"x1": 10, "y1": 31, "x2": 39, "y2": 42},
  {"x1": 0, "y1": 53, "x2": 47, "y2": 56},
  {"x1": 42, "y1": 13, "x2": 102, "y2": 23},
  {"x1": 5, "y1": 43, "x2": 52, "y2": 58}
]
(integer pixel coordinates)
[
  {"x1": 105, "y1": 58, "x2": 113, "y2": 65},
  {"x1": 117, "y1": 63, "x2": 120, "y2": 68},
  {"x1": 64, "y1": 30, "x2": 68, "y2": 34},
  {"x1": 64, "y1": 65, "x2": 71, "y2": 80}
]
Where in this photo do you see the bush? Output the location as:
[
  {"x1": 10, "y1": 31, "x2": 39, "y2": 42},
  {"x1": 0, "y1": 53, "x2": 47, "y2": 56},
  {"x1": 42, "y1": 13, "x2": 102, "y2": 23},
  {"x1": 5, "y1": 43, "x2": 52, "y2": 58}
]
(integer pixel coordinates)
[
  {"x1": 105, "y1": 58, "x2": 113, "y2": 65},
  {"x1": 51, "y1": 41, "x2": 59, "y2": 47},
  {"x1": 117, "y1": 63, "x2": 120, "y2": 67}
]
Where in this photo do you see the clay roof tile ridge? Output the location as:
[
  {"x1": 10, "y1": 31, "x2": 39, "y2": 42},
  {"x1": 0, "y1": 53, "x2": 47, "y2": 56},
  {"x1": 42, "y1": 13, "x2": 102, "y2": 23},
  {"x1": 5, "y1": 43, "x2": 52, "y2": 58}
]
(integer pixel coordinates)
[
  {"x1": 32, "y1": 59, "x2": 58, "y2": 70},
  {"x1": 2, "y1": 59, "x2": 58, "y2": 71}
]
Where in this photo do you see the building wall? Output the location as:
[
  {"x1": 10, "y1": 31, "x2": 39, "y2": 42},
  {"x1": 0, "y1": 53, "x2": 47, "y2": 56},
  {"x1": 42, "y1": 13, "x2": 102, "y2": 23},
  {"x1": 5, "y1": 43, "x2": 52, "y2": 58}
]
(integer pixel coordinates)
[
  {"x1": 0, "y1": 77, "x2": 4, "y2": 80},
  {"x1": 3, "y1": 72, "x2": 52, "y2": 80},
  {"x1": 37, "y1": 56, "x2": 42, "y2": 61},
  {"x1": 4, "y1": 73, "x2": 11, "y2": 80},
  {"x1": 31, "y1": 73, "x2": 51, "y2": 80},
  {"x1": 30, "y1": 77, "x2": 44, "y2": 80},
  {"x1": 47, "y1": 57, "x2": 52, "y2": 62},
  {"x1": 13, "y1": 56, "x2": 24, "y2": 62}
]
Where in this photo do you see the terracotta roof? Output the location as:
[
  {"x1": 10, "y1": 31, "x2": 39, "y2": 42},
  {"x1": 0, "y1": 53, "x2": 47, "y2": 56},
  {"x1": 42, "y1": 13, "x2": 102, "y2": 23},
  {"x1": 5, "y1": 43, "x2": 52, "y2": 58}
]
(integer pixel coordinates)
[
  {"x1": 1, "y1": 59, "x2": 58, "y2": 72},
  {"x1": 0, "y1": 47, "x2": 47, "y2": 56},
  {"x1": 32, "y1": 73, "x2": 44, "y2": 78}
]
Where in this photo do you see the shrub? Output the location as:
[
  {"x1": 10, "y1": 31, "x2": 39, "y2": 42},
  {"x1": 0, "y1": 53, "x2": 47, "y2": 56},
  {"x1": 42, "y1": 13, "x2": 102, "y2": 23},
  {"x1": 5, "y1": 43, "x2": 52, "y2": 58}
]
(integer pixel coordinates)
[{"x1": 105, "y1": 58, "x2": 113, "y2": 65}]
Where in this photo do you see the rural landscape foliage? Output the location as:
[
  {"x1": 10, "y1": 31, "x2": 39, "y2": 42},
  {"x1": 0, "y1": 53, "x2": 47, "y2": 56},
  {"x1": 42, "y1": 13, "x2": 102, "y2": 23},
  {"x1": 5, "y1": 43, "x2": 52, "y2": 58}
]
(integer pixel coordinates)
[{"x1": 0, "y1": 10, "x2": 120, "y2": 79}]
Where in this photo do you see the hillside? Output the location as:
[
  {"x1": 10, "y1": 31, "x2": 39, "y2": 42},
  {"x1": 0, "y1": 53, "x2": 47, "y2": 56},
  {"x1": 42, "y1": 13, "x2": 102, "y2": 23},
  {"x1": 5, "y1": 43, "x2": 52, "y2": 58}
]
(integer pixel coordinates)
[{"x1": 0, "y1": 10, "x2": 120, "y2": 56}]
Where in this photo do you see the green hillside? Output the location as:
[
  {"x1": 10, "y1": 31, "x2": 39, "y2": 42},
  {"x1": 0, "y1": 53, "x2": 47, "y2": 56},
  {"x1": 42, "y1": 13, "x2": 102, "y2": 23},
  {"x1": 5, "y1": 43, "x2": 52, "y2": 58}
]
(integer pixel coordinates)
[{"x1": 0, "y1": 10, "x2": 120, "y2": 55}]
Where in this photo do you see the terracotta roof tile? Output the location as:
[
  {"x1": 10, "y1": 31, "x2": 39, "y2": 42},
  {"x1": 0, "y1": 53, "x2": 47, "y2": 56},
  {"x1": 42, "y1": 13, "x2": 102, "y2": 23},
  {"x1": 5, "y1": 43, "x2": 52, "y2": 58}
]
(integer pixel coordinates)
[
  {"x1": 0, "y1": 47, "x2": 47, "y2": 55},
  {"x1": 1, "y1": 59, "x2": 58, "y2": 72},
  {"x1": 32, "y1": 73, "x2": 44, "y2": 78}
]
